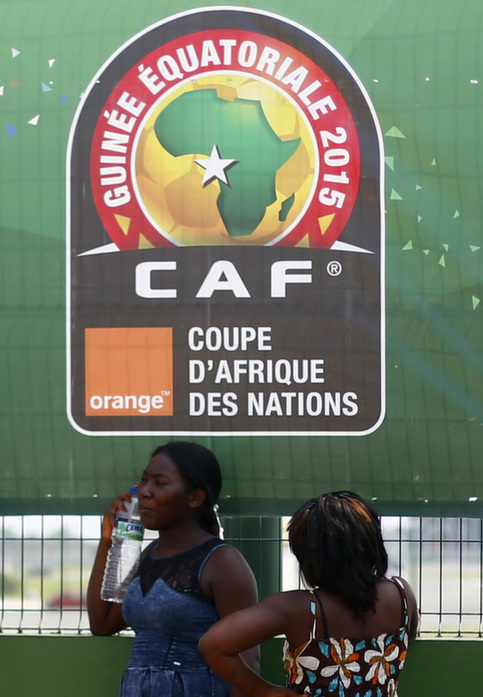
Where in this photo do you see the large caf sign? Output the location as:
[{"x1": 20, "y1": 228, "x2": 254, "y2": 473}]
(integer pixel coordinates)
[{"x1": 67, "y1": 7, "x2": 385, "y2": 436}]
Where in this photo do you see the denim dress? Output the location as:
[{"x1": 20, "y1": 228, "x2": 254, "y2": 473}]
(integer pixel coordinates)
[{"x1": 121, "y1": 538, "x2": 230, "y2": 697}]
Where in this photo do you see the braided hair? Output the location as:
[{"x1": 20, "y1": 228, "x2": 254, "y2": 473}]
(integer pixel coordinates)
[{"x1": 288, "y1": 491, "x2": 388, "y2": 616}]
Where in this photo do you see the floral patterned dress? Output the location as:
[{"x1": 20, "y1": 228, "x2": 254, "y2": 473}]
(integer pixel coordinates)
[{"x1": 283, "y1": 577, "x2": 409, "y2": 697}]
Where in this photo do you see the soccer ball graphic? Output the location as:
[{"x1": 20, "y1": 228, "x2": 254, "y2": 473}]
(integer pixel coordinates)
[{"x1": 134, "y1": 74, "x2": 316, "y2": 246}]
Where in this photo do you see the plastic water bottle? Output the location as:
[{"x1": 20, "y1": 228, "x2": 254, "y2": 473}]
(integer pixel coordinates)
[{"x1": 101, "y1": 485, "x2": 144, "y2": 603}]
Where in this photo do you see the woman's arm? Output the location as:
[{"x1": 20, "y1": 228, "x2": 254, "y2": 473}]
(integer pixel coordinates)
[
  {"x1": 86, "y1": 495, "x2": 131, "y2": 636},
  {"x1": 201, "y1": 544, "x2": 261, "y2": 697},
  {"x1": 391, "y1": 576, "x2": 420, "y2": 643},
  {"x1": 199, "y1": 593, "x2": 295, "y2": 697},
  {"x1": 399, "y1": 577, "x2": 420, "y2": 643}
]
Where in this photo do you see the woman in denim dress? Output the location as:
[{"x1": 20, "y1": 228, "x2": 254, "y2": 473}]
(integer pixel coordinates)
[{"x1": 87, "y1": 441, "x2": 259, "y2": 697}]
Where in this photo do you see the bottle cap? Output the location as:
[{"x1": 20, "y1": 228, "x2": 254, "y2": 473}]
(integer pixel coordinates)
[{"x1": 130, "y1": 484, "x2": 138, "y2": 495}]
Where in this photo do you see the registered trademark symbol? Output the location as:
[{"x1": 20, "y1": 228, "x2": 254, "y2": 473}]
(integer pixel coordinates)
[{"x1": 327, "y1": 260, "x2": 342, "y2": 276}]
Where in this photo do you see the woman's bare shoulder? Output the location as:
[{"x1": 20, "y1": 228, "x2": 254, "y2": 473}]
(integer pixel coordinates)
[{"x1": 262, "y1": 589, "x2": 309, "y2": 610}]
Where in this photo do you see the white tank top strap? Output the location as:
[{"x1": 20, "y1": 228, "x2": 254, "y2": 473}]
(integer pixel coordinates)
[
  {"x1": 390, "y1": 576, "x2": 410, "y2": 629},
  {"x1": 309, "y1": 590, "x2": 318, "y2": 639}
]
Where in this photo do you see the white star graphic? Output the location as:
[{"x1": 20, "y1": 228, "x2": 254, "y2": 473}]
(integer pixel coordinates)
[{"x1": 195, "y1": 145, "x2": 238, "y2": 186}]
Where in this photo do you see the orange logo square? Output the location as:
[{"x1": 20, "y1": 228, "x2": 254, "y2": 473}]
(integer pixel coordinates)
[{"x1": 85, "y1": 327, "x2": 173, "y2": 416}]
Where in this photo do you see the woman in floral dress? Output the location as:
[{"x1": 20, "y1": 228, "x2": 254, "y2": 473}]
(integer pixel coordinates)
[{"x1": 200, "y1": 491, "x2": 419, "y2": 697}]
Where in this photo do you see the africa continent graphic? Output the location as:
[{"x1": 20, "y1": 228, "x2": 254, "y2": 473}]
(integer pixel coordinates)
[{"x1": 135, "y1": 79, "x2": 315, "y2": 246}]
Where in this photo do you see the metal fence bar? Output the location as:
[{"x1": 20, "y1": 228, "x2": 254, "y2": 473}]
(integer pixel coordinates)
[
  {"x1": 38, "y1": 516, "x2": 45, "y2": 634},
  {"x1": 19, "y1": 517, "x2": 25, "y2": 633},
  {"x1": 480, "y1": 518, "x2": 483, "y2": 638},
  {"x1": 458, "y1": 518, "x2": 463, "y2": 637},
  {"x1": 438, "y1": 518, "x2": 443, "y2": 636},
  {"x1": 1, "y1": 514, "x2": 483, "y2": 636}
]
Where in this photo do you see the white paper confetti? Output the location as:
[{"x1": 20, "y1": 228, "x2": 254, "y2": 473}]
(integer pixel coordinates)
[{"x1": 385, "y1": 126, "x2": 406, "y2": 138}]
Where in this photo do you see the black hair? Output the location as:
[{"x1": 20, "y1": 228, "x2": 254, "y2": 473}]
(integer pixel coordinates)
[
  {"x1": 150, "y1": 441, "x2": 222, "y2": 536},
  {"x1": 288, "y1": 491, "x2": 388, "y2": 616}
]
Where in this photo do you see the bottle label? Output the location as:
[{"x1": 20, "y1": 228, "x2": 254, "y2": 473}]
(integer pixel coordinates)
[{"x1": 115, "y1": 519, "x2": 144, "y2": 542}]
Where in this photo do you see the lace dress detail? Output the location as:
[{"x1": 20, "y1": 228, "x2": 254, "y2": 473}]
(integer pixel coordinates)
[
  {"x1": 137, "y1": 537, "x2": 223, "y2": 601},
  {"x1": 283, "y1": 578, "x2": 409, "y2": 697}
]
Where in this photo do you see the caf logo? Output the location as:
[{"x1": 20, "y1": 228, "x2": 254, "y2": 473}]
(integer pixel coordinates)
[
  {"x1": 72, "y1": 7, "x2": 381, "y2": 254},
  {"x1": 67, "y1": 7, "x2": 384, "y2": 435}
]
